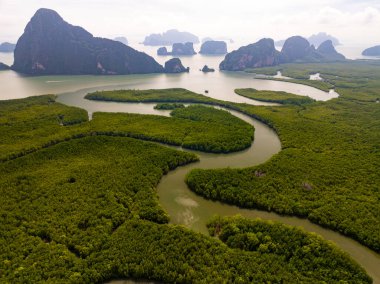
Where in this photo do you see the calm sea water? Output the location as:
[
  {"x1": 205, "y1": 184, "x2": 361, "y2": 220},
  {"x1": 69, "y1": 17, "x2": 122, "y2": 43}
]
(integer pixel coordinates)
[{"x1": 0, "y1": 43, "x2": 338, "y2": 103}]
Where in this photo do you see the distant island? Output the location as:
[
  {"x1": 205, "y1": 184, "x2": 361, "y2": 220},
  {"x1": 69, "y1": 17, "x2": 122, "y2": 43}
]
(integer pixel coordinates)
[
  {"x1": 202, "y1": 37, "x2": 234, "y2": 44},
  {"x1": 199, "y1": 41, "x2": 227, "y2": 55},
  {"x1": 157, "y1": 42, "x2": 196, "y2": 56},
  {"x1": 276, "y1": 32, "x2": 340, "y2": 47},
  {"x1": 0, "y1": 42, "x2": 16, "y2": 52},
  {"x1": 11, "y1": 9, "x2": 186, "y2": 75},
  {"x1": 202, "y1": 37, "x2": 214, "y2": 43},
  {"x1": 143, "y1": 29, "x2": 199, "y2": 46},
  {"x1": 201, "y1": 65, "x2": 215, "y2": 72},
  {"x1": 113, "y1": 36, "x2": 128, "y2": 45},
  {"x1": 308, "y1": 32, "x2": 340, "y2": 47},
  {"x1": 362, "y1": 45, "x2": 380, "y2": 56},
  {"x1": 220, "y1": 36, "x2": 345, "y2": 71}
]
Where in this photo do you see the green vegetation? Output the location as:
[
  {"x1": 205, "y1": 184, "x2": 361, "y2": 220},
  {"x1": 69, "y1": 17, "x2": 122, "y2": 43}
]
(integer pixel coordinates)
[
  {"x1": 154, "y1": 103, "x2": 185, "y2": 110},
  {"x1": 170, "y1": 105, "x2": 253, "y2": 152},
  {"x1": 207, "y1": 216, "x2": 371, "y2": 283},
  {"x1": 0, "y1": 95, "x2": 253, "y2": 159},
  {"x1": 1, "y1": 94, "x2": 370, "y2": 283},
  {"x1": 85, "y1": 82, "x2": 380, "y2": 252},
  {"x1": 247, "y1": 61, "x2": 380, "y2": 93},
  {"x1": 187, "y1": 61, "x2": 380, "y2": 253},
  {"x1": 247, "y1": 66, "x2": 312, "y2": 79},
  {"x1": 247, "y1": 65, "x2": 336, "y2": 91},
  {"x1": 235, "y1": 88, "x2": 315, "y2": 105},
  {"x1": 90, "y1": 105, "x2": 253, "y2": 153},
  {"x1": 268, "y1": 77, "x2": 334, "y2": 92},
  {"x1": 249, "y1": 73, "x2": 333, "y2": 92},
  {"x1": 85, "y1": 88, "x2": 213, "y2": 104},
  {"x1": 0, "y1": 95, "x2": 88, "y2": 161}
]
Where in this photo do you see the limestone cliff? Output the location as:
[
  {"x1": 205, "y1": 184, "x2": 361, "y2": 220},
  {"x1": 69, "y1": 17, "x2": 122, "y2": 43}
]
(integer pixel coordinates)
[{"x1": 12, "y1": 8, "x2": 163, "y2": 75}]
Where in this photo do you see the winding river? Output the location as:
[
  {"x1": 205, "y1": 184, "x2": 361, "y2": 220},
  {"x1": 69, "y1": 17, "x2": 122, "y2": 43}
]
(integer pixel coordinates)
[
  {"x1": 0, "y1": 50, "x2": 378, "y2": 281},
  {"x1": 54, "y1": 79, "x2": 380, "y2": 283}
]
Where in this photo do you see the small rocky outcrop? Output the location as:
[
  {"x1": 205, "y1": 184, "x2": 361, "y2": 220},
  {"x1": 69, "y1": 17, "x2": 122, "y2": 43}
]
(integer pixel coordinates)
[
  {"x1": 157, "y1": 47, "x2": 169, "y2": 55},
  {"x1": 12, "y1": 8, "x2": 164, "y2": 75},
  {"x1": 0, "y1": 62, "x2": 10, "y2": 70},
  {"x1": 172, "y1": 42, "x2": 196, "y2": 55},
  {"x1": 0, "y1": 42, "x2": 16, "y2": 52},
  {"x1": 143, "y1": 29, "x2": 199, "y2": 46},
  {"x1": 164, "y1": 58, "x2": 189, "y2": 73},
  {"x1": 201, "y1": 65, "x2": 215, "y2": 72},
  {"x1": 200, "y1": 41, "x2": 227, "y2": 55},
  {"x1": 362, "y1": 45, "x2": 380, "y2": 56},
  {"x1": 220, "y1": 38, "x2": 280, "y2": 71},
  {"x1": 317, "y1": 40, "x2": 345, "y2": 61}
]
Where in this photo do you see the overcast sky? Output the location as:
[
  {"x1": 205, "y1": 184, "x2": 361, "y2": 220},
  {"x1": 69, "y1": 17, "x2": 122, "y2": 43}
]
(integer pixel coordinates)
[{"x1": 1, "y1": 0, "x2": 379, "y2": 46}]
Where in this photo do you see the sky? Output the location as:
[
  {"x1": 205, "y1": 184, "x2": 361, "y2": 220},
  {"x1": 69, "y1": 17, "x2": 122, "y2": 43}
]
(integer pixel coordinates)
[{"x1": 0, "y1": 0, "x2": 379, "y2": 46}]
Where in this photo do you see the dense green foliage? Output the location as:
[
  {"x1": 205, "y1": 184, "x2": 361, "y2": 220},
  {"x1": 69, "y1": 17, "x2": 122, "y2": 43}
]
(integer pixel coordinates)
[
  {"x1": 1, "y1": 95, "x2": 369, "y2": 283},
  {"x1": 186, "y1": 61, "x2": 380, "y2": 253},
  {"x1": 85, "y1": 88, "x2": 213, "y2": 104},
  {"x1": 247, "y1": 61, "x2": 380, "y2": 94},
  {"x1": 2, "y1": 72, "x2": 379, "y2": 282},
  {"x1": 207, "y1": 216, "x2": 371, "y2": 283},
  {"x1": 91, "y1": 105, "x2": 253, "y2": 153},
  {"x1": 247, "y1": 65, "x2": 336, "y2": 91},
  {"x1": 16, "y1": 83, "x2": 379, "y2": 254},
  {"x1": 154, "y1": 103, "x2": 185, "y2": 110},
  {"x1": 247, "y1": 66, "x2": 313, "y2": 79},
  {"x1": 0, "y1": 95, "x2": 88, "y2": 161},
  {"x1": 170, "y1": 105, "x2": 253, "y2": 152},
  {"x1": 235, "y1": 88, "x2": 315, "y2": 105},
  {"x1": 0, "y1": 95, "x2": 253, "y2": 159},
  {"x1": 269, "y1": 77, "x2": 334, "y2": 92}
]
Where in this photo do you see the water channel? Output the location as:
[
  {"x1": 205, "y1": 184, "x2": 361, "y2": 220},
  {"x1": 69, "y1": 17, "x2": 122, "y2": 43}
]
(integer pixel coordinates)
[{"x1": 0, "y1": 50, "x2": 378, "y2": 282}]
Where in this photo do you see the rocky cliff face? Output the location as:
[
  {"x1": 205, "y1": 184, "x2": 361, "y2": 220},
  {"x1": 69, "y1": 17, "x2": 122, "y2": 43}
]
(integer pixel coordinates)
[
  {"x1": 280, "y1": 36, "x2": 312, "y2": 63},
  {"x1": 219, "y1": 38, "x2": 280, "y2": 71},
  {"x1": 164, "y1": 58, "x2": 189, "y2": 73},
  {"x1": 280, "y1": 37, "x2": 345, "y2": 63},
  {"x1": 317, "y1": 40, "x2": 345, "y2": 61},
  {"x1": 12, "y1": 8, "x2": 163, "y2": 75},
  {"x1": 172, "y1": 43, "x2": 196, "y2": 55},
  {"x1": 200, "y1": 41, "x2": 227, "y2": 55},
  {"x1": 362, "y1": 45, "x2": 380, "y2": 56},
  {"x1": 157, "y1": 47, "x2": 169, "y2": 56},
  {"x1": 157, "y1": 43, "x2": 196, "y2": 56},
  {"x1": 220, "y1": 36, "x2": 346, "y2": 71}
]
